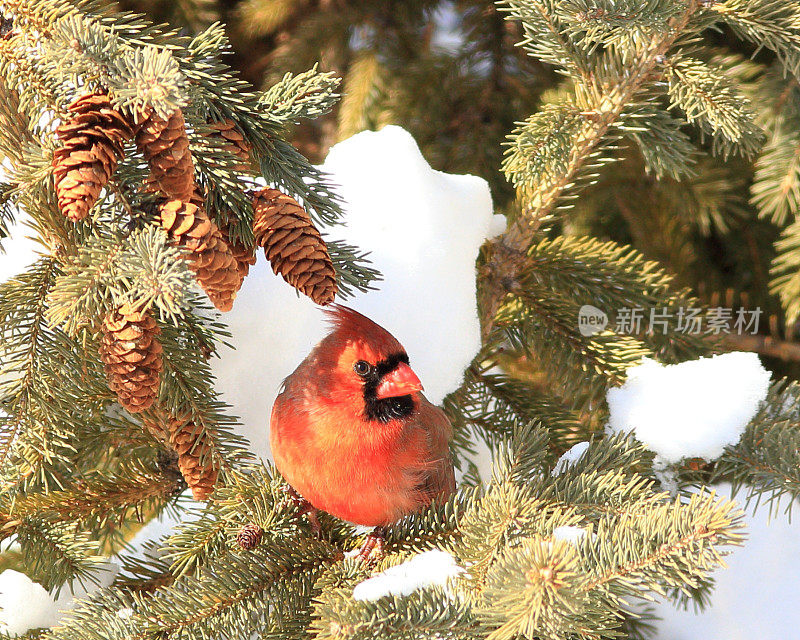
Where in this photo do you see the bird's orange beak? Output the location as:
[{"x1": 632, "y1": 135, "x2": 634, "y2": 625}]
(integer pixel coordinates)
[{"x1": 375, "y1": 362, "x2": 423, "y2": 399}]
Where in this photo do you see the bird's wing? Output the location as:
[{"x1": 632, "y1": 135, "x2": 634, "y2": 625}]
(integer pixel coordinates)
[{"x1": 416, "y1": 395, "x2": 456, "y2": 500}]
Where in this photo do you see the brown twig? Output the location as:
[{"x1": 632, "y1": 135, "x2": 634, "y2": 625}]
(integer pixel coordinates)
[{"x1": 723, "y1": 333, "x2": 800, "y2": 362}]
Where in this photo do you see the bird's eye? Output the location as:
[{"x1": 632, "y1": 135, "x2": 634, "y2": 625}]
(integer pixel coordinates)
[{"x1": 353, "y1": 360, "x2": 372, "y2": 376}]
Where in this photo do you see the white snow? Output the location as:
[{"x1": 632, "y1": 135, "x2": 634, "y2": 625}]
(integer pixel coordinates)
[
  {"x1": 0, "y1": 570, "x2": 61, "y2": 634},
  {"x1": 606, "y1": 353, "x2": 771, "y2": 464},
  {"x1": 213, "y1": 126, "x2": 494, "y2": 459},
  {"x1": 351, "y1": 549, "x2": 464, "y2": 601},
  {"x1": 552, "y1": 525, "x2": 588, "y2": 544},
  {"x1": 0, "y1": 563, "x2": 117, "y2": 635},
  {"x1": 487, "y1": 214, "x2": 507, "y2": 239},
  {"x1": 552, "y1": 441, "x2": 590, "y2": 475},
  {"x1": 653, "y1": 458, "x2": 679, "y2": 496}
]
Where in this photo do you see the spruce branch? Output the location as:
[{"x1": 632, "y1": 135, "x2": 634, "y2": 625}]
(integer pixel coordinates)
[
  {"x1": 0, "y1": 183, "x2": 15, "y2": 251},
  {"x1": 712, "y1": 379, "x2": 800, "y2": 517},
  {"x1": 311, "y1": 581, "x2": 477, "y2": 640},
  {"x1": 453, "y1": 369, "x2": 591, "y2": 450},
  {"x1": 620, "y1": 102, "x2": 700, "y2": 179},
  {"x1": 499, "y1": 0, "x2": 590, "y2": 78},
  {"x1": 258, "y1": 65, "x2": 341, "y2": 125},
  {"x1": 712, "y1": 0, "x2": 800, "y2": 76},
  {"x1": 337, "y1": 50, "x2": 387, "y2": 141},
  {"x1": 499, "y1": 290, "x2": 652, "y2": 402},
  {"x1": 51, "y1": 539, "x2": 342, "y2": 640},
  {"x1": 770, "y1": 217, "x2": 800, "y2": 325},
  {"x1": 481, "y1": 0, "x2": 704, "y2": 341},
  {"x1": 0, "y1": 259, "x2": 69, "y2": 483},
  {"x1": 722, "y1": 332, "x2": 800, "y2": 362},
  {"x1": 0, "y1": 33, "x2": 66, "y2": 125},
  {"x1": 2, "y1": 0, "x2": 379, "y2": 293},
  {"x1": 0, "y1": 459, "x2": 182, "y2": 557},
  {"x1": 555, "y1": 0, "x2": 687, "y2": 44},
  {"x1": 752, "y1": 131, "x2": 800, "y2": 226},
  {"x1": 664, "y1": 55, "x2": 764, "y2": 158},
  {"x1": 750, "y1": 66, "x2": 800, "y2": 225},
  {"x1": 15, "y1": 518, "x2": 106, "y2": 593}
]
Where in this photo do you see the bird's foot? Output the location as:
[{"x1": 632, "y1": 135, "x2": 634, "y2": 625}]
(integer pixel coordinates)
[
  {"x1": 354, "y1": 526, "x2": 387, "y2": 564},
  {"x1": 282, "y1": 486, "x2": 322, "y2": 536}
]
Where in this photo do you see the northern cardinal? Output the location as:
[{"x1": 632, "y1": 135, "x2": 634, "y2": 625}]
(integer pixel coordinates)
[{"x1": 270, "y1": 305, "x2": 455, "y2": 558}]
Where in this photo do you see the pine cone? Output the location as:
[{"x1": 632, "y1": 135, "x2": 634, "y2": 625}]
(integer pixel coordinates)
[
  {"x1": 191, "y1": 184, "x2": 255, "y2": 289},
  {"x1": 136, "y1": 108, "x2": 195, "y2": 202},
  {"x1": 159, "y1": 199, "x2": 241, "y2": 311},
  {"x1": 252, "y1": 187, "x2": 337, "y2": 305},
  {"x1": 100, "y1": 305, "x2": 162, "y2": 413},
  {"x1": 236, "y1": 523, "x2": 264, "y2": 550},
  {"x1": 167, "y1": 414, "x2": 219, "y2": 501},
  {"x1": 208, "y1": 119, "x2": 251, "y2": 171},
  {"x1": 219, "y1": 223, "x2": 257, "y2": 282},
  {"x1": 53, "y1": 92, "x2": 133, "y2": 222}
]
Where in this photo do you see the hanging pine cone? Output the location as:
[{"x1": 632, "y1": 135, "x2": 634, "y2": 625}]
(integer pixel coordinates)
[
  {"x1": 158, "y1": 199, "x2": 242, "y2": 311},
  {"x1": 219, "y1": 223, "x2": 257, "y2": 282},
  {"x1": 252, "y1": 187, "x2": 337, "y2": 305},
  {"x1": 236, "y1": 523, "x2": 264, "y2": 550},
  {"x1": 141, "y1": 408, "x2": 220, "y2": 500},
  {"x1": 136, "y1": 108, "x2": 195, "y2": 202},
  {"x1": 53, "y1": 92, "x2": 133, "y2": 222},
  {"x1": 100, "y1": 305, "x2": 162, "y2": 413},
  {"x1": 167, "y1": 413, "x2": 220, "y2": 501},
  {"x1": 208, "y1": 119, "x2": 251, "y2": 171}
]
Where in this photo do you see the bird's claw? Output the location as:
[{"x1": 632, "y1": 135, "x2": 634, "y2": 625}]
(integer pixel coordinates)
[
  {"x1": 281, "y1": 485, "x2": 322, "y2": 536},
  {"x1": 353, "y1": 527, "x2": 386, "y2": 564}
]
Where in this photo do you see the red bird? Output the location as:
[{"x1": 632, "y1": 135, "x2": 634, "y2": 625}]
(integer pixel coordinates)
[{"x1": 270, "y1": 305, "x2": 455, "y2": 558}]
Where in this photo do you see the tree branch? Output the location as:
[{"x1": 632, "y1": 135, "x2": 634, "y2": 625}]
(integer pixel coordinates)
[{"x1": 479, "y1": 1, "x2": 701, "y2": 341}]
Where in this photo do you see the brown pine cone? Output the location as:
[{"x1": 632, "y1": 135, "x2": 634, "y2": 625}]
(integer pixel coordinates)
[
  {"x1": 252, "y1": 187, "x2": 337, "y2": 305},
  {"x1": 167, "y1": 413, "x2": 219, "y2": 501},
  {"x1": 53, "y1": 92, "x2": 133, "y2": 222},
  {"x1": 100, "y1": 305, "x2": 162, "y2": 413},
  {"x1": 158, "y1": 199, "x2": 241, "y2": 311},
  {"x1": 136, "y1": 108, "x2": 195, "y2": 202},
  {"x1": 236, "y1": 523, "x2": 264, "y2": 550},
  {"x1": 208, "y1": 119, "x2": 251, "y2": 171},
  {"x1": 219, "y1": 223, "x2": 257, "y2": 282},
  {"x1": 190, "y1": 183, "x2": 254, "y2": 287}
]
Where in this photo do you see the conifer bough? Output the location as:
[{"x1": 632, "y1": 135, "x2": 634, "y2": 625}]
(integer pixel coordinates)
[
  {"x1": 253, "y1": 186, "x2": 337, "y2": 305},
  {"x1": 53, "y1": 92, "x2": 133, "y2": 222}
]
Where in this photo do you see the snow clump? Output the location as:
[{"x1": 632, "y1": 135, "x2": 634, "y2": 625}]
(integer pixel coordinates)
[
  {"x1": 606, "y1": 353, "x2": 770, "y2": 464},
  {"x1": 352, "y1": 549, "x2": 465, "y2": 601}
]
